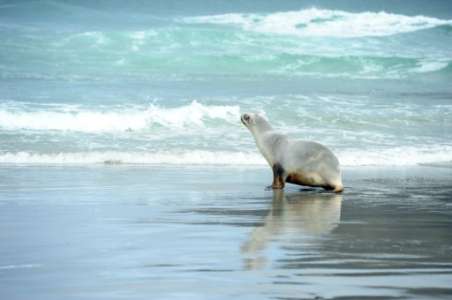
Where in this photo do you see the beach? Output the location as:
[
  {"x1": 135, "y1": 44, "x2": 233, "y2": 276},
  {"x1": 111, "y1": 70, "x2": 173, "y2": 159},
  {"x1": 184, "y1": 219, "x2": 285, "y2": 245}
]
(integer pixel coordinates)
[
  {"x1": 1, "y1": 165, "x2": 451, "y2": 299},
  {"x1": 1, "y1": 1, "x2": 452, "y2": 299}
]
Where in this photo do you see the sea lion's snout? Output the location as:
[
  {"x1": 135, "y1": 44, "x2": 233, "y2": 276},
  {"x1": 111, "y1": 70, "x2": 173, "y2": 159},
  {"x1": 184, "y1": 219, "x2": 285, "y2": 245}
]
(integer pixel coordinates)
[{"x1": 241, "y1": 113, "x2": 251, "y2": 126}]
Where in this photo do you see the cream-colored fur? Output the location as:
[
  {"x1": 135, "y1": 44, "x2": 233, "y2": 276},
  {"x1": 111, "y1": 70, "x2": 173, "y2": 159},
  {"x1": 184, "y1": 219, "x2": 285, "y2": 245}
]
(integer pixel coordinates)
[{"x1": 241, "y1": 113, "x2": 343, "y2": 192}]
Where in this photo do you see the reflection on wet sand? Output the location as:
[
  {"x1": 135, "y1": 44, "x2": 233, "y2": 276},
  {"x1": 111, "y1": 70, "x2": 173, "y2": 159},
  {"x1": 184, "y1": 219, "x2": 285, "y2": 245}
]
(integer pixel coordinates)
[{"x1": 242, "y1": 190, "x2": 342, "y2": 269}]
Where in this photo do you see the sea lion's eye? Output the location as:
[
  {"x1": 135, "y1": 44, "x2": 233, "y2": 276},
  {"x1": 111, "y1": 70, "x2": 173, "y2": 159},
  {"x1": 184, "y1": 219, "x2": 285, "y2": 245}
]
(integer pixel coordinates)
[{"x1": 244, "y1": 114, "x2": 250, "y2": 122}]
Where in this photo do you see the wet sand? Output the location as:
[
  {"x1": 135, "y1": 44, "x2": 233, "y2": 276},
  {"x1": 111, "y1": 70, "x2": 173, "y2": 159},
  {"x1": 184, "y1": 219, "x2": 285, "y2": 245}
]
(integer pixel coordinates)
[{"x1": 0, "y1": 165, "x2": 451, "y2": 299}]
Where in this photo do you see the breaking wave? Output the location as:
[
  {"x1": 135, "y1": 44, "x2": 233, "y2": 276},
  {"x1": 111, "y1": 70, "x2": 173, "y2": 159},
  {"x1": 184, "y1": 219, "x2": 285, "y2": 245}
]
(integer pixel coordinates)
[
  {"x1": 2, "y1": 8, "x2": 451, "y2": 81},
  {"x1": 0, "y1": 101, "x2": 241, "y2": 133},
  {"x1": 184, "y1": 8, "x2": 452, "y2": 38}
]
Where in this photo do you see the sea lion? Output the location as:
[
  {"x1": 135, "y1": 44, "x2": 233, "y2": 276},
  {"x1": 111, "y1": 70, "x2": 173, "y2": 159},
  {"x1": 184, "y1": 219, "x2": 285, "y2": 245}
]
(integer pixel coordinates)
[{"x1": 241, "y1": 113, "x2": 343, "y2": 192}]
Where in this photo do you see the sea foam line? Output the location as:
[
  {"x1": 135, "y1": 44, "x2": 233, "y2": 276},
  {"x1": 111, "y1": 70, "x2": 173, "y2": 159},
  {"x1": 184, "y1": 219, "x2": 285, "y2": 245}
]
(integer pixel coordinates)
[
  {"x1": 0, "y1": 100, "x2": 241, "y2": 132},
  {"x1": 0, "y1": 151, "x2": 266, "y2": 165},
  {"x1": 1, "y1": 146, "x2": 452, "y2": 166},
  {"x1": 339, "y1": 146, "x2": 452, "y2": 167},
  {"x1": 184, "y1": 8, "x2": 452, "y2": 38},
  {"x1": 0, "y1": 264, "x2": 42, "y2": 270}
]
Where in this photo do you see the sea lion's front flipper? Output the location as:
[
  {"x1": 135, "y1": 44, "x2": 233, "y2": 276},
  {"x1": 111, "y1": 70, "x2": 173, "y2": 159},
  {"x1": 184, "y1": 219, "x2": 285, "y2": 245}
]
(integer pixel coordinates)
[{"x1": 271, "y1": 163, "x2": 286, "y2": 189}]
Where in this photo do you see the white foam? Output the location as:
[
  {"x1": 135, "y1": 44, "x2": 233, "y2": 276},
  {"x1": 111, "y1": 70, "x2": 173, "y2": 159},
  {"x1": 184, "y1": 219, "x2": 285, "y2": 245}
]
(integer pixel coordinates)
[
  {"x1": 0, "y1": 151, "x2": 266, "y2": 165},
  {"x1": 75, "y1": 31, "x2": 109, "y2": 45},
  {"x1": 1, "y1": 146, "x2": 452, "y2": 166},
  {"x1": 338, "y1": 145, "x2": 452, "y2": 166},
  {"x1": 0, "y1": 264, "x2": 41, "y2": 270},
  {"x1": 414, "y1": 60, "x2": 449, "y2": 73},
  {"x1": 184, "y1": 8, "x2": 452, "y2": 38},
  {"x1": 129, "y1": 30, "x2": 156, "y2": 51},
  {"x1": 0, "y1": 101, "x2": 241, "y2": 133}
]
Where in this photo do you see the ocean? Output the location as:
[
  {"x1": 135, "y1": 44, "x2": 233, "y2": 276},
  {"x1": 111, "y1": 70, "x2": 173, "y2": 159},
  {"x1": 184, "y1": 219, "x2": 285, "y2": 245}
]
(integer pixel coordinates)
[{"x1": 1, "y1": 0, "x2": 452, "y2": 166}]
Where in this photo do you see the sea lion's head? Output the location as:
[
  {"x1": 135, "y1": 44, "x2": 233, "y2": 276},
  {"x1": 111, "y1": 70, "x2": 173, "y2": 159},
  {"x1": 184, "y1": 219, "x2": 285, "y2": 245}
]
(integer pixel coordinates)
[
  {"x1": 240, "y1": 113, "x2": 253, "y2": 127},
  {"x1": 241, "y1": 113, "x2": 272, "y2": 134}
]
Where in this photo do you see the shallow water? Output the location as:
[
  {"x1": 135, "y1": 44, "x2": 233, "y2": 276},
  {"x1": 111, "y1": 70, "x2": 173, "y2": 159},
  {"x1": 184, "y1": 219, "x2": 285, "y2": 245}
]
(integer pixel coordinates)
[{"x1": 1, "y1": 166, "x2": 451, "y2": 299}]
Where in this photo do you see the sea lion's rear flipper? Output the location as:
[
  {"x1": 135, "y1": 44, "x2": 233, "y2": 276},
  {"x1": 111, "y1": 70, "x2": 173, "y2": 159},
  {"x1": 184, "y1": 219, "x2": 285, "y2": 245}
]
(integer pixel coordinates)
[{"x1": 323, "y1": 184, "x2": 344, "y2": 193}]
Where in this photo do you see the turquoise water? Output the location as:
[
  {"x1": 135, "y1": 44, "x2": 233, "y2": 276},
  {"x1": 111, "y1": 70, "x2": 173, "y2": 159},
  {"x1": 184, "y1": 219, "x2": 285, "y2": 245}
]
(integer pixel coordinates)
[{"x1": 1, "y1": 1, "x2": 452, "y2": 166}]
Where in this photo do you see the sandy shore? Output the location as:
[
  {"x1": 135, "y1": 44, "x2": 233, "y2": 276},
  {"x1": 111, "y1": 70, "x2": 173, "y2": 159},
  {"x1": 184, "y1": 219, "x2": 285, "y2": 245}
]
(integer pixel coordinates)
[{"x1": 0, "y1": 165, "x2": 451, "y2": 299}]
